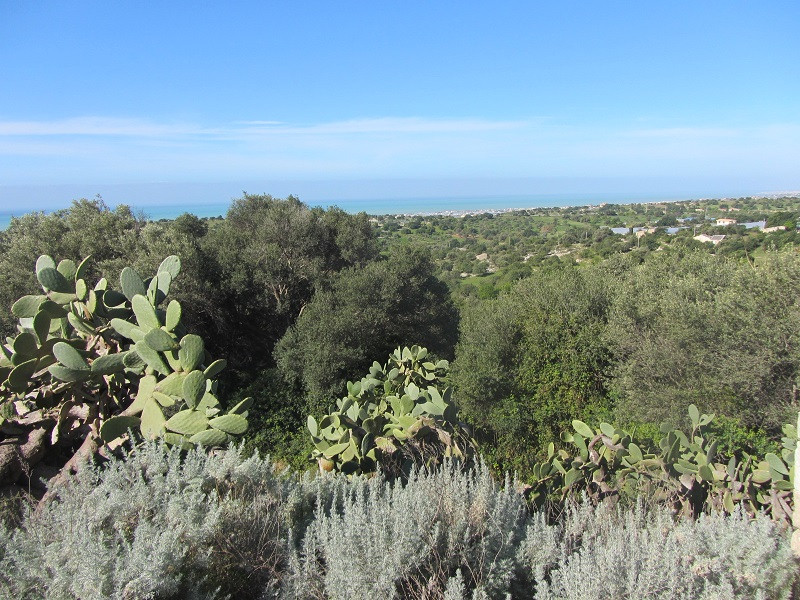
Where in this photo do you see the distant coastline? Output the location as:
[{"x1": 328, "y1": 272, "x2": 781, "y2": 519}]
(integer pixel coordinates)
[{"x1": 2, "y1": 190, "x2": 799, "y2": 230}]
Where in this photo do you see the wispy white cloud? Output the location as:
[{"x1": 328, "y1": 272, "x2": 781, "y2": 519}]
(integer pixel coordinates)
[
  {"x1": 619, "y1": 123, "x2": 800, "y2": 142},
  {"x1": 233, "y1": 120, "x2": 284, "y2": 126},
  {"x1": 0, "y1": 115, "x2": 539, "y2": 182},
  {"x1": 620, "y1": 126, "x2": 741, "y2": 139},
  {"x1": 0, "y1": 117, "x2": 196, "y2": 137},
  {"x1": 276, "y1": 117, "x2": 529, "y2": 135},
  {"x1": 0, "y1": 116, "x2": 529, "y2": 138},
  {"x1": 0, "y1": 115, "x2": 797, "y2": 186}
]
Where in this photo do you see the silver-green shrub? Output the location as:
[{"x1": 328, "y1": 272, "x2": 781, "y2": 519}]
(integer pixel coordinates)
[
  {"x1": 0, "y1": 444, "x2": 796, "y2": 599},
  {"x1": 284, "y1": 461, "x2": 526, "y2": 599},
  {"x1": 0, "y1": 442, "x2": 295, "y2": 600},
  {"x1": 525, "y1": 500, "x2": 796, "y2": 600}
]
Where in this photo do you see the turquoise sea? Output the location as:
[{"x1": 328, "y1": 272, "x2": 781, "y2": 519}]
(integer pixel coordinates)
[
  {"x1": 0, "y1": 190, "x2": 746, "y2": 230},
  {"x1": 130, "y1": 192, "x2": 680, "y2": 221}
]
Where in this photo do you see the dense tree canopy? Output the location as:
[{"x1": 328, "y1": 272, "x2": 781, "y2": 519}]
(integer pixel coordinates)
[
  {"x1": 0, "y1": 195, "x2": 379, "y2": 380},
  {"x1": 207, "y1": 194, "x2": 378, "y2": 375},
  {"x1": 3, "y1": 194, "x2": 800, "y2": 477},
  {"x1": 450, "y1": 247, "x2": 800, "y2": 474},
  {"x1": 0, "y1": 199, "x2": 144, "y2": 337},
  {"x1": 275, "y1": 245, "x2": 459, "y2": 411},
  {"x1": 452, "y1": 263, "x2": 615, "y2": 471},
  {"x1": 607, "y1": 250, "x2": 800, "y2": 432}
]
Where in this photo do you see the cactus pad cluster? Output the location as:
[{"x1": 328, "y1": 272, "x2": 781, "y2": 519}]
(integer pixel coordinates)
[
  {"x1": 0, "y1": 254, "x2": 251, "y2": 458},
  {"x1": 526, "y1": 404, "x2": 795, "y2": 522},
  {"x1": 308, "y1": 345, "x2": 476, "y2": 477}
]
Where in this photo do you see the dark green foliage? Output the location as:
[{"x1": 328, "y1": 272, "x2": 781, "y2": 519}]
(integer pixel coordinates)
[
  {"x1": 0, "y1": 195, "x2": 380, "y2": 387},
  {"x1": 766, "y1": 211, "x2": 798, "y2": 228},
  {"x1": 608, "y1": 250, "x2": 800, "y2": 431},
  {"x1": 239, "y1": 368, "x2": 312, "y2": 472},
  {"x1": 704, "y1": 414, "x2": 780, "y2": 459},
  {"x1": 3, "y1": 193, "x2": 800, "y2": 597},
  {"x1": 124, "y1": 215, "x2": 224, "y2": 356},
  {"x1": 275, "y1": 245, "x2": 458, "y2": 407},
  {"x1": 452, "y1": 266, "x2": 615, "y2": 474},
  {"x1": 5, "y1": 194, "x2": 800, "y2": 504},
  {"x1": 453, "y1": 248, "x2": 800, "y2": 478},
  {"x1": 207, "y1": 194, "x2": 378, "y2": 377},
  {"x1": 0, "y1": 199, "x2": 143, "y2": 338}
]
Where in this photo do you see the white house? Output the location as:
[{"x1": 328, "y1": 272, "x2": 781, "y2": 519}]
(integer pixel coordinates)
[{"x1": 694, "y1": 234, "x2": 726, "y2": 245}]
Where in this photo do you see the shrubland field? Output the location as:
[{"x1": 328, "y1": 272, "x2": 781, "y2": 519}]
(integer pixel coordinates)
[{"x1": 2, "y1": 194, "x2": 800, "y2": 598}]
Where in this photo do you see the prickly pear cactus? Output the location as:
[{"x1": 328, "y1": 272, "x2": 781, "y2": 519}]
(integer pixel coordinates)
[
  {"x1": 307, "y1": 345, "x2": 476, "y2": 478},
  {"x1": 0, "y1": 254, "x2": 251, "y2": 490},
  {"x1": 525, "y1": 404, "x2": 796, "y2": 523}
]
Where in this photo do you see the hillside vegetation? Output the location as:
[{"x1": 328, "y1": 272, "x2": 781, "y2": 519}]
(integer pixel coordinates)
[{"x1": 1, "y1": 194, "x2": 800, "y2": 598}]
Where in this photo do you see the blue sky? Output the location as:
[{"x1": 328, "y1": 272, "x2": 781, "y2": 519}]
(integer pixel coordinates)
[{"x1": 1, "y1": 1, "x2": 798, "y2": 212}]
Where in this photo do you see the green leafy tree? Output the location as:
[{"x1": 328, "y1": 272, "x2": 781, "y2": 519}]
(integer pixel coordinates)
[
  {"x1": 766, "y1": 211, "x2": 798, "y2": 229},
  {"x1": 452, "y1": 265, "x2": 615, "y2": 474},
  {"x1": 0, "y1": 199, "x2": 143, "y2": 337},
  {"x1": 607, "y1": 250, "x2": 800, "y2": 432},
  {"x1": 208, "y1": 194, "x2": 378, "y2": 376},
  {"x1": 276, "y1": 245, "x2": 459, "y2": 412}
]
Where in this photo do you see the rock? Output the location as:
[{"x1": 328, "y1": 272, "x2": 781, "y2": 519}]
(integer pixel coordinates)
[
  {"x1": 0, "y1": 428, "x2": 49, "y2": 485},
  {"x1": 20, "y1": 428, "x2": 48, "y2": 464},
  {"x1": 0, "y1": 440, "x2": 23, "y2": 485}
]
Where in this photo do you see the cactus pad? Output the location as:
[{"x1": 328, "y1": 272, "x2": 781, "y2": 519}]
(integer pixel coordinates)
[
  {"x1": 100, "y1": 415, "x2": 142, "y2": 443},
  {"x1": 178, "y1": 335, "x2": 204, "y2": 371},
  {"x1": 165, "y1": 409, "x2": 209, "y2": 436}
]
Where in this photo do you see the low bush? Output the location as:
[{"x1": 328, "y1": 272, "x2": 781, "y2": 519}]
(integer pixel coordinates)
[
  {"x1": 306, "y1": 345, "x2": 476, "y2": 479},
  {"x1": 285, "y1": 461, "x2": 526, "y2": 599},
  {"x1": 525, "y1": 405, "x2": 798, "y2": 523},
  {"x1": 0, "y1": 443, "x2": 795, "y2": 599},
  {"x1": 524, "y1": 501, "x2": 796, "y2": 599},
  {"x1": 0, "y1": 443, "x2": 297, "y2": 599}
]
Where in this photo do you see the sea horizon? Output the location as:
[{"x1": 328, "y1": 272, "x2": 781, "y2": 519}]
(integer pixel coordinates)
[{"x1": 1, "y1": 189, "x2": 796, "y2": 230}]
